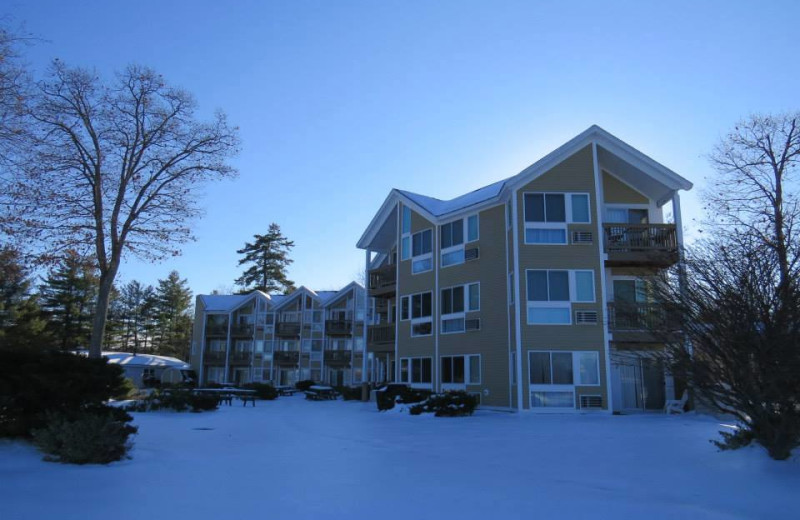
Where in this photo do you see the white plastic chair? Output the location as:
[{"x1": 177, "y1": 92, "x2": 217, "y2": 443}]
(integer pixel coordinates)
[{"x1": 664, "y1": 390, "x2": 688, "y2": 414}]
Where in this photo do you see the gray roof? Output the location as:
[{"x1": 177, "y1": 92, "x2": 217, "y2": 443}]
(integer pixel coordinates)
[{"x1": 396, "y1": 178, "x2": 507, "y2": 217}]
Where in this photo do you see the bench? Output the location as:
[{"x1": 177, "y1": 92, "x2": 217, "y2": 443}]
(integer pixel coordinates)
[
  {"x1": 304, "y1": 386, "x2": 338, "y2": 401},
  {"x1": 239, "y1": 394, "x2": 256, "y2": 407}
]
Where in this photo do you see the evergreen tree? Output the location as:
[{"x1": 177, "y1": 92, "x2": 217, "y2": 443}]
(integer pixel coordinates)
[
  {"x1": 39, "y1": 251, "x2": 98, "y2": 351},
  {"x1": 152, "y1": 271, "x2": 193, "y2": 359},
  {"x1": 235, "y1": 223, "x2": 295, "y2": 294},
  {"x1": 117, "y1": 281, "x2": 156, "y2": 354},
  {"x1": 0, "y1": 246, "x2": 46, "y2": 348}
]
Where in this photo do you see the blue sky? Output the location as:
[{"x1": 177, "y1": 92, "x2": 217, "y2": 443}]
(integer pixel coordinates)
[{"x1": 7, "y1": 0, "x2": 800, "y2": 295}]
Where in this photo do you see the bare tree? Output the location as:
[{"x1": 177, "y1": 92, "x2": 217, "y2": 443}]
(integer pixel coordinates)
[
  {"x1": 2, "y1": 61, "x2": 239, "y2": 358},
  {"x1": 655, "y1": 113, "x2": 800, "y2": 460},
  {"x1": 707, "y1": 113, "x2": 800, "y2": 291},
  {"x1": 0, "y1": 22, "x2": 33, "y2": 171}
]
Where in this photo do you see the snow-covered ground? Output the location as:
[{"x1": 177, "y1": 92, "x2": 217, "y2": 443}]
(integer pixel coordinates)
[{"x1": 1, "y1": 396, "x2": 798, "y2": 520}]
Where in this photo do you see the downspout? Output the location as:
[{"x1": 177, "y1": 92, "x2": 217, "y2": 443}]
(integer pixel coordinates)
[
  {"x1": 224, "y1": 311, "x2": 232, "y2": 384},
  {"x1": 363, "y1": 250, "x2": 370, "y2": 384},
  {"x1": 434, "y1": 222, "x2": 440, "y2": 393}
]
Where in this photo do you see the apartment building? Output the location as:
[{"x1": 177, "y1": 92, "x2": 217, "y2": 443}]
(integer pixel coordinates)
[
  {"x1": 357, "y1": 125, "x2": 692, "y2": 412},
  {"x1": 190, "y1": 283, "x2": 367, "y2": 387}
]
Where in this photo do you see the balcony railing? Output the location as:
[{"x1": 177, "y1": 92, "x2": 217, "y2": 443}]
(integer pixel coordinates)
[
  {"x1": 368, "y1": 323, "x2": 395, "y2": 345},
  {"x1": 607, "y1": 303, "x2": 677, "y2": 332},
  {"x1": 369, "y1": 264, "x2": 397, "y2": 297},
  {"x1": 203, "y1": 350, "x2": 226, "y2": 363},
  {"x1": 231, "y1": 324, "x2": 254, "y2": 336},
  {"x1": 230, "y1": 351, "x2": 252, "y2": 364},
  {"x1": 324, "y1": 350, "x2": 352, "y2": 365},
  {"x1": 325, "y1": 319, "x2": 353, "y2": 335},
  {"x1": 275, "y1": 322, "x2": 301, "y2": 337},
  {"x1": 274, "y1": 350, "x2": 300, "y2": 365},
  {"x1": 205, "y1": 325, "x2": 228, "y2": 336},
  {"x1": 603, "y1": 224, "x2": 679, "y2": 267}
]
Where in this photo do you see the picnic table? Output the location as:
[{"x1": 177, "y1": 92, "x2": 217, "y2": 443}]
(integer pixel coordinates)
[
  {"x1": 276, "y1": 385, "x2": 299, "y2": 396},
  {"x1": 194, "y1": 387, "x2": 257, "y2": 406},
  {"x1": 304, "y1": 385, "x2": 338, "y2": 401}
]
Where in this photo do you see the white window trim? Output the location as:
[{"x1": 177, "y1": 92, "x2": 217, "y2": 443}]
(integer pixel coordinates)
[
  {"x1": 523, "y1": 192, "x2": 592, "y2": 245},
  {"x1": 411, "y1": 317, "x2": 433, "y2": 337},
  {"x1": 440, "y1": 283, "x2": 480, "y2": 333},
  {"x1": 406, "y1": 291, "x2": 433, "y2": 337},
  {"x1": 401, "y1": 207, "x2": 412, "y2": 260}
]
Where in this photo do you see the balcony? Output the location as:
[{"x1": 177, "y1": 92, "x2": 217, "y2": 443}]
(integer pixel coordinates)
[
  {"x1": 607, "y1": 303, "x2": 679, "y2": 343},
  {"x1": 324, "y1": 350, "x2": 352, "y2": 365},
  {"x1": 325, "y1": 319, "x2": 353, "y2": 336},
  {"x1": 230, "y1": 351, "x2": 252, "y2": 364},
  {"x1": 368, "y1": 323, "x2": 395, "y2": 352},
  {"x1": 369, "y1": 264, "x2": 396, "y2": 298},
  {"x1": 274, "y1": 351, "x2": 300, "y2": 365},
  {"x1": 275, "y1": 322, "x2": 301, "y2": 337},
  {"x1": 205, "y1": 325, "x2": 228, "y2": 337},
  {"x1": 603, "y1": 224, "x2": 679, "y2": 267},
  {"x1": 203, "y1": 350, "x2": 226, "y2": 363},
  {"x1": 231, "y1": 324, "x2": 254, "y2": 337}
]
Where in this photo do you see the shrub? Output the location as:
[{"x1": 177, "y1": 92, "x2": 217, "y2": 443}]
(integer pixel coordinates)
[
  {"x1": 409, "y1": 391, "x2": 478, "y2": 417},
  {"x1": 126, "y1": 388, "x2": 218, "y2": 413},
  {"x1": 32, "y1": 405, "x2": 137, "y2": 464},
  {"x1": 295, "y1": 380, "x2": 316, "y2": 391},
  {"x1": 0, "y1": 348, "x2": 129, "y2": 438},
  {"x1": 337, "y1": 386, "x2": 362, "y2": 401},
  {"x1": 376, "y1": 384, "x2": 432, "y2": 411},
  {"x1": 243, "y1": 382, "x2": 279, "y2": 400}
]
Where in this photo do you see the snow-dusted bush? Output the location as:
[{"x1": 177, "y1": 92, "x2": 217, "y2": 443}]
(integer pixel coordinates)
[
  {"x1": 32, "y1": 406, "x2": 137, "y2": 464},
  {"x1": 409, "y1": 391, "x2": 478, "y2": 417},
  {"x1": 243, "y1": 383, "x2": 279, "y2": 400}
]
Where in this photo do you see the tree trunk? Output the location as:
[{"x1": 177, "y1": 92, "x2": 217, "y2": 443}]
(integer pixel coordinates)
[{"x1": 88, "y1": 264, "x2": 119, "y2": 359}]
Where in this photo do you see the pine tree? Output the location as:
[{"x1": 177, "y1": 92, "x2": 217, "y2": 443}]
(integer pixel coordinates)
[
  {"x1": 0, "y1": 246, "x2": 46, "y2": 348},
  {"x1": 117, "y1": 281, "x2": 156, "y2": 354},
  {"x1": 39, "y1": 251, "x2": 99, "y2": 351},
  {"x1": 152, "y1": 271, "x2": 193, "y2": 359},
  {"x1": 235, "y1": 223, "x2": 295, "y2": 294}
]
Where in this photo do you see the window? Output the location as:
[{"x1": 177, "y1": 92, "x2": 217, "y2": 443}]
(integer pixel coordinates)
[
  {"x1": 404, "y1": 292, "x2": 432, "y2": 336},
  {"x1": 526, "y1": 270, "x2": 595, "y2": 324},
  {"x1": 401, "y1": 207, "x2": 412, "y2": 260},
  {"x1": 440, "y1": 214, "x2": 479, "y2": 267},
  {"x1": 400, "y1": 357, "x2": 432, "y2": 384},
  {"x1": 441, "y1": 355, "x2": 481, "y2": 385},
  {"x1": 411, "y1": 229, "x2": 432, "y2": 273},
  {"x1": 467, "y1": 283, "x2": 480, "y2": 311},
  {"x1": 467, "y1": 215, "x2": 479, "y2": 242},
  {"x1": 528, "y1": 350, "x2": 601, "y2": 409},
  {"x1": 440, "y1": 283, "x2": 479, "y2": 334},
  {"x1": 524, "y1": 192, "x2": 591, "y2": 244}
]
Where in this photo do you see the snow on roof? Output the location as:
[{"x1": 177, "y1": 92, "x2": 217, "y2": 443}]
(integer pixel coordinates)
[
  {"x1": 316, "y1": 291, "x2": 339, "y2": 304},
  {"x1": 100, "y1": 352, "x2": 190, "y2": 369},
  {"x1": 397, "y1": 178, "x2": 508, "y2": 217},
  {"x1": 199, "y1": 294, "x2": 252, "y2": 312}
]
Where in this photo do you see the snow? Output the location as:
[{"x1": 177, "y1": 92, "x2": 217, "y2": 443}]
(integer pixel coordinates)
[
  {"x1": 102, "y1": 352, "x2": 190, "y2": 368},
  {"x1": 1, "y1": 397, "x2": 797, "y2": 520},
  {"x1": 398, "y1": 178, "x2": 507, "y2": 217}
]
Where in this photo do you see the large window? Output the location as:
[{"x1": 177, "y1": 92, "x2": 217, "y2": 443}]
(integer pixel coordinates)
[
  {"x1": 524, "y1": 192, "x2": 591, "y2": 244},
  {"x1": 411, "y1": 229, "x2": 433, "y2": 273},
  {"x1": 400, "y1": 357, "x2": 432, "y2": 385},
  {"x1": 401, "y1": 206, "x2": 412, "y2": 260},
  {"x1": 441, "y1": 355, "x2": 481, "y2": 385},
  {"x1": 528, "y1": 350, "x2": 600, "y2": 409},
  {"x1": 440, "y1": 214, "x2": 479, "y2": 267},
  {"x1": 401, "y1": 292, "x2": 433, "y2": 336},
  {"x1": 441, "y1": 283, "x2": 479, "y2": 334},
  {"x1": 526, "y1": 269, "x2": 595, "y2": 324}
]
